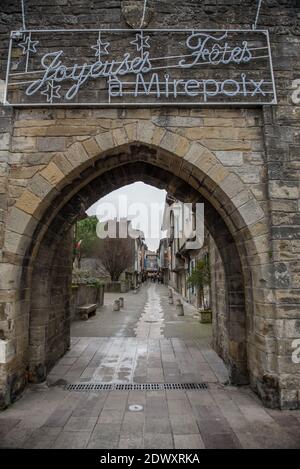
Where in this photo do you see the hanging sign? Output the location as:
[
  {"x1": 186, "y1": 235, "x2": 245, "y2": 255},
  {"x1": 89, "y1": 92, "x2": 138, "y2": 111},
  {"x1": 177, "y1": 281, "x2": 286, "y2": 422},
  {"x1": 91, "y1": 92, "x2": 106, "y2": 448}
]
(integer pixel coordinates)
[{"x1": 5, "y1": 29, "x2": 276, "y2": 106}]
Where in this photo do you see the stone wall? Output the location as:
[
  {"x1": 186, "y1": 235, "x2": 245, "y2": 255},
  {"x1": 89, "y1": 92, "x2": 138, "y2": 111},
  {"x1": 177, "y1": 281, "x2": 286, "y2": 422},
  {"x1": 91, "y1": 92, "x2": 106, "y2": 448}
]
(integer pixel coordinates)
[
  {"x1": 0, "y1": 107, "x2": 259, "y2": 393},
  {"x1": 210, "y1": 237, "x2": 229, "y2": 367},
  {"x1": 28, "y1": 228, "x2": 73, "y2": 382},
  {"x1": 71, "y1": 283, "x2": 104, "y2": 321},
  {"x1": 0, "y1": 1, "x2": 299, "y2": 409}
]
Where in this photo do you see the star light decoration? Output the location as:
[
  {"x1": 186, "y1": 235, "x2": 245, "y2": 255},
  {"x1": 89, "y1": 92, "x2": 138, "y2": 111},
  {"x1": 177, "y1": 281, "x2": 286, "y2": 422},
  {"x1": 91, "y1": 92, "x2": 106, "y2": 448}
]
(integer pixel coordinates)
[
  {"x1": 130, "y1": 31, "x2": 150, "y2": 52},
  {"x1": 91, "y1": 35, "x2": 110, "y2": 60},
  {"x1": 41, "y1": 81, "x2": 61, "y2": 103},
  {"x1": 18, "y1": 35, "x2": 39, "y2": 55}
]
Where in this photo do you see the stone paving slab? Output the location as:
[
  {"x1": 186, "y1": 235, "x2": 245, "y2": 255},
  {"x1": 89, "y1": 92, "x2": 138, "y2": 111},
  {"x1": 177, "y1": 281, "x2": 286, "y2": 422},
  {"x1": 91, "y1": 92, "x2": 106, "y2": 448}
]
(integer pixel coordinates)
[
  {"x1": 1, "y1": 380, "x2": 300, "y2": 449},
  {"x1": 0, "y1": 284, "x2": 300, "y2": 449}
]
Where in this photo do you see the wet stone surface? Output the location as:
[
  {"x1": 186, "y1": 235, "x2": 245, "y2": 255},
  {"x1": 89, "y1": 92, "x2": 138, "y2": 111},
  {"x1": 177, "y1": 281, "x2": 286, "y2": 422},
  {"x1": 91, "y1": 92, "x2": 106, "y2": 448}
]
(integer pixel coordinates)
[{"x1": 0, "y1": 284, "x2": 299, "y2": 449}]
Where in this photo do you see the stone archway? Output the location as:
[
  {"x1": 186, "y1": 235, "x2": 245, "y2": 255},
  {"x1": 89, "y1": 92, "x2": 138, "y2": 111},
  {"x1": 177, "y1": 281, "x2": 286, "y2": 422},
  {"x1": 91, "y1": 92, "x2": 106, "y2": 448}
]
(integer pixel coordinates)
[
  {"x1": 26, "y1": 157, "x2": 249, "y2": 387},
  {"x1": 1, "y1": 121, "x2": 273, "y2": 408}
]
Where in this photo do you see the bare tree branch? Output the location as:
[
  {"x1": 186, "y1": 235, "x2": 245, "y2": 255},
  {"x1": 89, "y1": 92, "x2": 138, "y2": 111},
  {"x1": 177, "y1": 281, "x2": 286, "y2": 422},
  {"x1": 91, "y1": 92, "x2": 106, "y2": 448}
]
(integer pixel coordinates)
[{"x1": 97, "y1": 237, "x2": 134, "y2": 281}]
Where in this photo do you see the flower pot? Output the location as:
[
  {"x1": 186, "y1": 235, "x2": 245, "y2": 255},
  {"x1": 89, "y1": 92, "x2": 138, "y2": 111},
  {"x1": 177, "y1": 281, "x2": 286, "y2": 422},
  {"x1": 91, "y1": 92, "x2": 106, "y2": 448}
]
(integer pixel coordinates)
[{"x1": 199, "y1": 309, "x2": 212, "y2": 324}]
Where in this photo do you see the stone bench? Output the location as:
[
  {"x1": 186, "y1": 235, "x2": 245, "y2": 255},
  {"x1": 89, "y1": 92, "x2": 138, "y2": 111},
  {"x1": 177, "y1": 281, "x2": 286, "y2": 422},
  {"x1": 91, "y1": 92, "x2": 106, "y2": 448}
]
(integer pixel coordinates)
[{"x1": 77, "y1": 304, "x2": 97, "y2": 320}]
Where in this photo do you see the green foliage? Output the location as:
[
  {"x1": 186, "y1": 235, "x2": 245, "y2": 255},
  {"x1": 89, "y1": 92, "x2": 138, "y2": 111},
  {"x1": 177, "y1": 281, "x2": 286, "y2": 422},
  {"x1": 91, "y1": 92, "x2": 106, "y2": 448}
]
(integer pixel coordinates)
[
  {"x1": 187, "y1": 257, "x2": 211, "y2": 310},
  {"x1": 75, "y1": 216, "x2": 99, "y2": 256},
  {"x1": 187, "y1": 258, "x2": 210, "y2": 289}
]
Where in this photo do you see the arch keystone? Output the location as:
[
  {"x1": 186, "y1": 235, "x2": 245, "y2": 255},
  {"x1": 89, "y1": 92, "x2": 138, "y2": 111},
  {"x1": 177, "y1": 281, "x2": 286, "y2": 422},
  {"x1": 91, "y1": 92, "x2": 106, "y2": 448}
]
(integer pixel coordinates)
[
  {"x1": 124, "y1": 122, "x2": 137, "y2": 142},
  {"x1": 151, "y1": 126, "x2": 166, "y2": 146},
  {"x1": 136, "y1": 121, "x2": 155, "y2": 144}
]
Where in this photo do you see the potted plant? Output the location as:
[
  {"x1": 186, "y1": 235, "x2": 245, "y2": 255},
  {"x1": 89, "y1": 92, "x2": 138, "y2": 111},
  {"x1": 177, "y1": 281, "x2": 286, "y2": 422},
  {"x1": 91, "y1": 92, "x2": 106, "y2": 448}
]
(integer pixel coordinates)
[{"x1": 187, "y1": 258, "x2": 212, "y2": 323}]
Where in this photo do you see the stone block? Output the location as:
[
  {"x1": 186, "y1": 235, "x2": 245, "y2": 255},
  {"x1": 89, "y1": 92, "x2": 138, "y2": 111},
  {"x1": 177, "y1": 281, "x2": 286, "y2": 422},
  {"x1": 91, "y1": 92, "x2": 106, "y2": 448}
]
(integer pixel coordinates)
[
  {"x1": 270, "y1": 200, "x2": 299, "y2": 212},
  {"x1": 273, "y1": 263, "x2": 291, "y2": 288},
  {"x1": 284, "y1": 319, "x2": 300, "y2": 338},
  {"x1": 6, "y1": 206, "x2": 36, "y2": 236},
  {"x1": 218, "y1": 173, "x2": 245, "y2": 199},
  {"x1": 51, "y1": 153, "x2": 73, "y2": 176},
  {"x1": 64, "y1": 142, "x2": 89, "y2": 167},
  {"x1": 36, "y1": 137, "x2": 66, "y2": 152},
  {"x1": 160, "y1": 131, "x2": 189, "y2": 156},
  {"x1": 238, "y1": 199, "x2": 265, "y2": 226},
  {"x1": 28, "y1": 174, "x2": 53, "y2": 199},
  {"x1": 40, "y1": 162, "x2": 65, "y2": 186},
  {"x1": 202, "y1": 139, "x2": 252, "y2": 151},
  {"x1": 203, "y1": 117, "x2": 243, "y2": 127},
  {"x1": 15, "y1": 190, "x2": 41, "y2": 215},
  {"x1": 207, "y1": 164, "x2": 228, "y2": 185},
  {"x1": 9, "y1": 165, "x2": 41, "y2": 180},
  {"x1": 12, "y1": 136, "x2": 36, "y2": 152},
  {"x1": 112, "y1": 127, "x2": 128, "y2": 146},
  {"x1": 3, "y1": 230, "x2": 31, "y2": 257},
  {"x1": 152, "y1": 115, "x2": 203, "y2": 127},
  {"x1": 44, "y1": 125, "x2": 96, "y2": 137},
  {"x1": 232, "y1": 165, "x2": 263, "y2": 184},
  {"x1": 0, "y1": 339, "x2": 16, "y2": 364},
  {"x1": 231, "y1": 190, "x2": 253, "y2": 210},
  {"x1": 183, "y1": 142, "x2": 208, "y2": 165},
  {"x1": 215, "y1": 151, "x2": 244, "y2": 166},
  {"x1": 82, "y1": 138, "x2": 101, "y2": 158},
  {"x1": 151, "y1": 126, "x2": 165, "y2": 146},
  {"x1": 269, "y1": 181, "x2": 299, "y2": 199},
  {"x1": 0, "y1": 133, "x2": 10, "y2": 151},
  {"x1": 95, "y1": 132, "x2": 114, "y2": 151},
  {"x1": 14, "y1": 119, "x2": 54, "y2": 129},
  {"x1": 278, "y1": 355, "x2": 300, "y2": 374},
  {"x1": 21, "y1": 153, "x2": 52, "y2": 166},
  {"x1": 124, "y1": 122, "x2": 137, "y2": 142},
  {"x1": 175, "y1": 136, "x2": 190, "y2": 157},
  {"x1": 0, "y1": 118, "x2": 12, "y2": 133},
  {"x1": 136, "y1": 121, "x2": 154, "y2": 144},
  {"x1": 0, "y1": 263, "x2": 22, "y2": 290}
]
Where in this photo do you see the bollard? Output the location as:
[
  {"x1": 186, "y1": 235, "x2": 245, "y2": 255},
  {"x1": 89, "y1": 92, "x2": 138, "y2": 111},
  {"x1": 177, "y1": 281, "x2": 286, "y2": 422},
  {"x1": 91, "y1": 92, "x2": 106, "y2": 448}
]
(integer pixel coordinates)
[
  {"x1": 113, "y1": 299, "x2": 120, "y2": 311},
  {"x1": 175, "y1": 299, "x2": 184, "y2": 316},
  {"x1": 119, "y1": 297, "x2": 124, "y2": 308},
  {"x1": 168, "y1": 289, "x2": 173, "y2": 298}
]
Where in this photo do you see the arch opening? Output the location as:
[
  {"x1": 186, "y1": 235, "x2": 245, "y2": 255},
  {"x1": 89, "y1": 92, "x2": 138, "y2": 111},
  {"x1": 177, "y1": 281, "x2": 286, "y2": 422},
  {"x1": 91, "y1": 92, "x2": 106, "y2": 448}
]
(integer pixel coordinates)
[{"x1": 21, "y1": 143, "x2": 252, "y2": 389}]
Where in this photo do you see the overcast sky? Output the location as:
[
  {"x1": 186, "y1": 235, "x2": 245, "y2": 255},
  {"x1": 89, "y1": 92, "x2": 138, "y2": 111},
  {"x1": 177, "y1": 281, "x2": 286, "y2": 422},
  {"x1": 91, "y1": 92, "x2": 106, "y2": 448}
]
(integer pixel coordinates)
[{"x1": 87, "y1": 182, "x2": 167, "y2": 251}]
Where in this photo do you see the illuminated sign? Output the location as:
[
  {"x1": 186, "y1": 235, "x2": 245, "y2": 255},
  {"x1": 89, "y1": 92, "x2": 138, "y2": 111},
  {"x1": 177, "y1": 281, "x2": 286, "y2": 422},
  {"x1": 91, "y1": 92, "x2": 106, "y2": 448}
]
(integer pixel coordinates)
[{"x1": 5, "y1": 29, "x2": 276, "y2": 106}]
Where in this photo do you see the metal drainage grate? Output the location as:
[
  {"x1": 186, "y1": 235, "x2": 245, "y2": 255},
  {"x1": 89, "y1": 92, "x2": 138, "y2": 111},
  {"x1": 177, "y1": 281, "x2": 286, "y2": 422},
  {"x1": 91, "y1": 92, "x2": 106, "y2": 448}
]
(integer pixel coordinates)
[{"x1": 65, "y1": 382, "x2": 208, "y2": 392}]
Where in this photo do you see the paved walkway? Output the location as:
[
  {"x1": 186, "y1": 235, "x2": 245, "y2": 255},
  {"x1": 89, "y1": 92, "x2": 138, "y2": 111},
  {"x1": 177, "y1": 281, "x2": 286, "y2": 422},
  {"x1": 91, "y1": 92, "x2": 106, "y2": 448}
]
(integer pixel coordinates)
[{"x1": 0, "y1": 283, "x2": 300, "y2": 449}]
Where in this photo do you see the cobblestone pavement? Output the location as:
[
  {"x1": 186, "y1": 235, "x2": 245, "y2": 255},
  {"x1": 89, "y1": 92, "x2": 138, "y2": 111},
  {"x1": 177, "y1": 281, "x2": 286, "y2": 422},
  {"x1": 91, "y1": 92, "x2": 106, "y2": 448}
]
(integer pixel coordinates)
[{"x1": 0, "y1": 283, "x2": 300, "y2": 449}]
